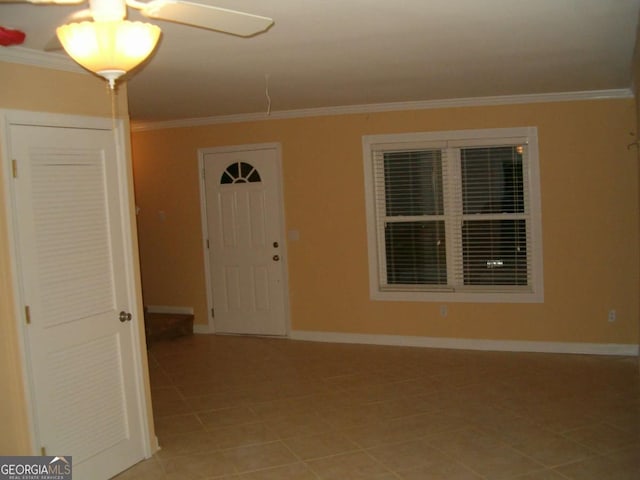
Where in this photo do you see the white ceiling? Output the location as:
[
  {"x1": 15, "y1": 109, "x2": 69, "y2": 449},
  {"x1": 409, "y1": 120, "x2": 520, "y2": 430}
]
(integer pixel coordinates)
[{"x1": 1, "y1": 0, "x2": 639, "y2": 123}]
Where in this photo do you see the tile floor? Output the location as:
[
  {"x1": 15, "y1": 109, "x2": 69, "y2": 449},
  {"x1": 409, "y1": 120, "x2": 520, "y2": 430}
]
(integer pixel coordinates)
[{"x1": 115, "y1": 335, "x2": 640, "y2": 479}]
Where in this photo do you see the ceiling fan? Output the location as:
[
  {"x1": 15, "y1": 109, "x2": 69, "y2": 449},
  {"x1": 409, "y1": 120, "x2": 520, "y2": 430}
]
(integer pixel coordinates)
[{"x1": 1, "y1": 0, "x2": 274, "y2": 87}]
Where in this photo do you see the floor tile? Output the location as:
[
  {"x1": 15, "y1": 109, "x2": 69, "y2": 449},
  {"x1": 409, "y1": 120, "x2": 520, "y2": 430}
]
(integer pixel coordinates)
[
  {"x1": 265, "y1": 411, "x2": 334, "y2": 439},
  {"x1": 555, "y1": 446, "x2": 640, "y2": 480},
  {"x1": 397, "y1": 460, "x2": 483, "y2": 480},
  {"x1": 562, "y1": 422, "x2": 639, "y2": 454},
  {"x1": 511, "y1": 469, "x2": 573, "y2": 480},
  {"x1": 187, "y1": 390, "x2": 250, "y2": 412},
  {"x1": 222, "y1": 441, "x2": 299, "y2": 473},
  {"x1": 508, "y1": 430, "x2": 595, "y2": 467},
  {"x1": 454, "y1": 445, "x2": 544, "y2": 480},
  {"x1": 155, "y1": 430, "x2": 221, "y2": 459},
  {"x1": 160, "y1": 451, "x2": 237, "y2": 479},
  {"x1": 236, "y1": 462, "x2": 318, "y2": 479},
  {"x1": 306, "y1": 451, "x2": 397, "y2": 479},
  {"x1": 199, "y1": 406, "x2": 260, "y2": 428},
  {"x1": 154, "y1": 413, "x2": 206, "y2": 437},
  {"x1": 152, "y1": 386, "x2": 193, "y2": 417},
  {"x1": 113, "y1": 458, "x2": 166, "y2": 479},
  {"x1": 283, "y1": 431, "x2": 360, "y2": 460},
  {"x1": 366, "y1": 437, "x2": 452, "y2": 473},
  {"x1": 208, "y1": 422, "x2": 280, "y2": 449}
]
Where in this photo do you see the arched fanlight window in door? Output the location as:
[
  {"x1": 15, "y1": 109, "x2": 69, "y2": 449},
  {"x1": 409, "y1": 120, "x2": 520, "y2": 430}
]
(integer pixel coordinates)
[{"x1": 220, "y1": 162, "x2": 262, "y2": 184}]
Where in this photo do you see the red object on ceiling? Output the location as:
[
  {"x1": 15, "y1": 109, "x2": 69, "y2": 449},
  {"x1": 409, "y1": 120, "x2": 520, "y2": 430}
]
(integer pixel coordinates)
[{"x1": 0, "y1": 27, "x2": 26, "y2": 47}]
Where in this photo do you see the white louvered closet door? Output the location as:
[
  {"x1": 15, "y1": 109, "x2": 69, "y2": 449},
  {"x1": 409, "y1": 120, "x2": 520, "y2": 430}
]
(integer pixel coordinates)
[{"x1": 9, "y1": 123, "x2": 145, "y2": 480}]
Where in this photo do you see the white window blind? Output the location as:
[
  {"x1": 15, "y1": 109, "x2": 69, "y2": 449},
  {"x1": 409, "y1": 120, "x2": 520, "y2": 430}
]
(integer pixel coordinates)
[
  {"x1": 364, "y1": 128, "x2": 543, "y2": 303},
  {"x1": 374, "y1": 148, "x2": 448, "y2": 287},
  {"x1": 455, "y1": 144, "x2": 531, "y2": 290}
]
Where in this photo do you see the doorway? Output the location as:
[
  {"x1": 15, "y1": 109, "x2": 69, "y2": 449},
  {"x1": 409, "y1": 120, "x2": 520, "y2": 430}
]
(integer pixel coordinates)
[{"x1": 200, "y1": 144, "x2": 289, "y2": 336}]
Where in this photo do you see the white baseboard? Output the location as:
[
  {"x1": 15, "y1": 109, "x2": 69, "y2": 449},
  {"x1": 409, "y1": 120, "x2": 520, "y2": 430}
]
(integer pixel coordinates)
[
  {"x1": 145, "y1": 305, "x2": 194, "y2": 315},
  {"x1": 193, "y1": 324, "x2": 211, "y2": 334},
  {"x1": 290, "y1": 330, "x2": 639, "y2": 356}
]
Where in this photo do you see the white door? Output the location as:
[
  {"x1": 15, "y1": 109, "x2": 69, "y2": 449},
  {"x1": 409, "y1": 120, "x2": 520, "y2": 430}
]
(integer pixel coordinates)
[
  {"x1": 7, "y1": 118, "x2": 147, "y2": 479},
  {"x1": 203, "y1": 145, "x2": 288, "y2": 335}
]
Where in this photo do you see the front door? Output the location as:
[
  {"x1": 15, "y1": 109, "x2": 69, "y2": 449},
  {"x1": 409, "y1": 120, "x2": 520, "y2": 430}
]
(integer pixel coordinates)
[
  {"x1": 6, "y1": 115, "x2": 148, "y2": 479},
  {"x1": 202, "y1": 145, "x2": 288, "y2": 336}
]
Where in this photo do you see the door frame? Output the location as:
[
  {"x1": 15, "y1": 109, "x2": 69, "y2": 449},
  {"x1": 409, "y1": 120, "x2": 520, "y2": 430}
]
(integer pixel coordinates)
[
  {"x1": 0, "y1": 109, "x2": 153, "y2": 458},
  {"x1": 198, "y1": 142, "x2": 291, "y2": 335}
]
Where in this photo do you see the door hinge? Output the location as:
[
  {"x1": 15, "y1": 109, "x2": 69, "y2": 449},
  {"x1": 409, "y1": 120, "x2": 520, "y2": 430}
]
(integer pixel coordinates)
[
  {"x1": 25, "y1": 305, "x2": 31, "y2": 325},
  {"x1": 211, "y1": 308, "x2": 214, "y2": 318},
  {"x1": 40, "y1": 446, "x2": 46, "y2": 456},
  {"x1": 206, "y1": 239, "x2": 210, "y2": 249},
  {"x1": 12, "y1": 159, "x2": 18, "y2": 178},
  {"x1": 202, "y1": 168, "x2": 206, "y2": 180}
]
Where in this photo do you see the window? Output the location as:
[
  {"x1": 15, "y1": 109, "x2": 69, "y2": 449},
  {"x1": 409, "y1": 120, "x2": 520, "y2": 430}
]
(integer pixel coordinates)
[
  {"x1": 220, "y1": 161, "x2": 261, "y2": 184},
  {"x1": 363, "y1": 127, "x2": 543, "y2": 302}
]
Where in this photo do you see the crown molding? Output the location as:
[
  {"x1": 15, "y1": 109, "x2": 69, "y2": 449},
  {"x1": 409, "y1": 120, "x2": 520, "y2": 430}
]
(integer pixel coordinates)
[
  {"x1": 1, "y1": 47, "x2": 631, "y2": 132},
  {"x1": 131, "y1": 88, "x2": 633, "y2": 132},
  {"x1": 0, "y1": 46, "x2": 84, "y2": 74}
]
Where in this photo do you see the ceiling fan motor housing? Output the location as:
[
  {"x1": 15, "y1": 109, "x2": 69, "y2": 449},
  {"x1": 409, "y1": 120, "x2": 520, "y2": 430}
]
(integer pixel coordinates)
[{"x1": 89, "y1": 0, "x2": 127, "y2": 21}]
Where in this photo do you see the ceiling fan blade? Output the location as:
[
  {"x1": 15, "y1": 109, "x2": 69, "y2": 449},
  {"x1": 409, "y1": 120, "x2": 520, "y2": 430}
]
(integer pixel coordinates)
[
  {"x1": 136, "y1": 0, "x2": 273, "y2": 37},
  {"x1": 0, "y1": 0, "x2": 84, "y2": 4}
]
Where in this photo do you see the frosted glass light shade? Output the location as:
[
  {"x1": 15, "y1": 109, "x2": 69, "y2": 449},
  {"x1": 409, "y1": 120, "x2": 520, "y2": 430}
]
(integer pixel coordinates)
[{"x1": 57, "y1": 20, "x2": 161, "y2": 88}]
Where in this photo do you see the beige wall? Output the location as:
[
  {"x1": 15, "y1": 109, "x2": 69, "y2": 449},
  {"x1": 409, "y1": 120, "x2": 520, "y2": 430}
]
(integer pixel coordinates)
[
  {"x1": 0, "y1": 61, "x2": 155, "y2": 454},
  {"x1": 132, "y1": 98, "x2": 639, "y2": 347},
  {"x1": 0, "y1": 152, "x2": 30, "y2": 454}
]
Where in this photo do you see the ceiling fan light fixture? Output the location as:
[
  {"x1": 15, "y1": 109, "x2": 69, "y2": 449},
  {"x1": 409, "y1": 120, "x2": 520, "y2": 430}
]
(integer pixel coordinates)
[{"x1": 56, "y1": 20, "x2": 161, "y2": 89}]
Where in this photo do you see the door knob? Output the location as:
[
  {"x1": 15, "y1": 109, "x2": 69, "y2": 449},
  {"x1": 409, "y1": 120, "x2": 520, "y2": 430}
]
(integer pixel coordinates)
[
  {"x1": 119, "y1": 311, "x2": 132, "y2": 322},
  {"x1": 273, "y1": 255, "x2": 280, "y2": 261}
]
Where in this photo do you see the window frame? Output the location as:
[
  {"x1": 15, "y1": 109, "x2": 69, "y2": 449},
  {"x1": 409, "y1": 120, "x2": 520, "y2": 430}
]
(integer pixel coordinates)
[{"x1": 362, "y1": 127, "x2": 544, "y2": 303}]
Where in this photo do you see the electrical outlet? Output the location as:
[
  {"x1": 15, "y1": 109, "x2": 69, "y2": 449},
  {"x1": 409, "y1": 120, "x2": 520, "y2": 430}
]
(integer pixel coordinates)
[
  {"x1": 440, "y1": 305, "x2": 448, "y2": 318},
  {"x1": 608, "y1": 309, "x2": 616, "y2": 323}
]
